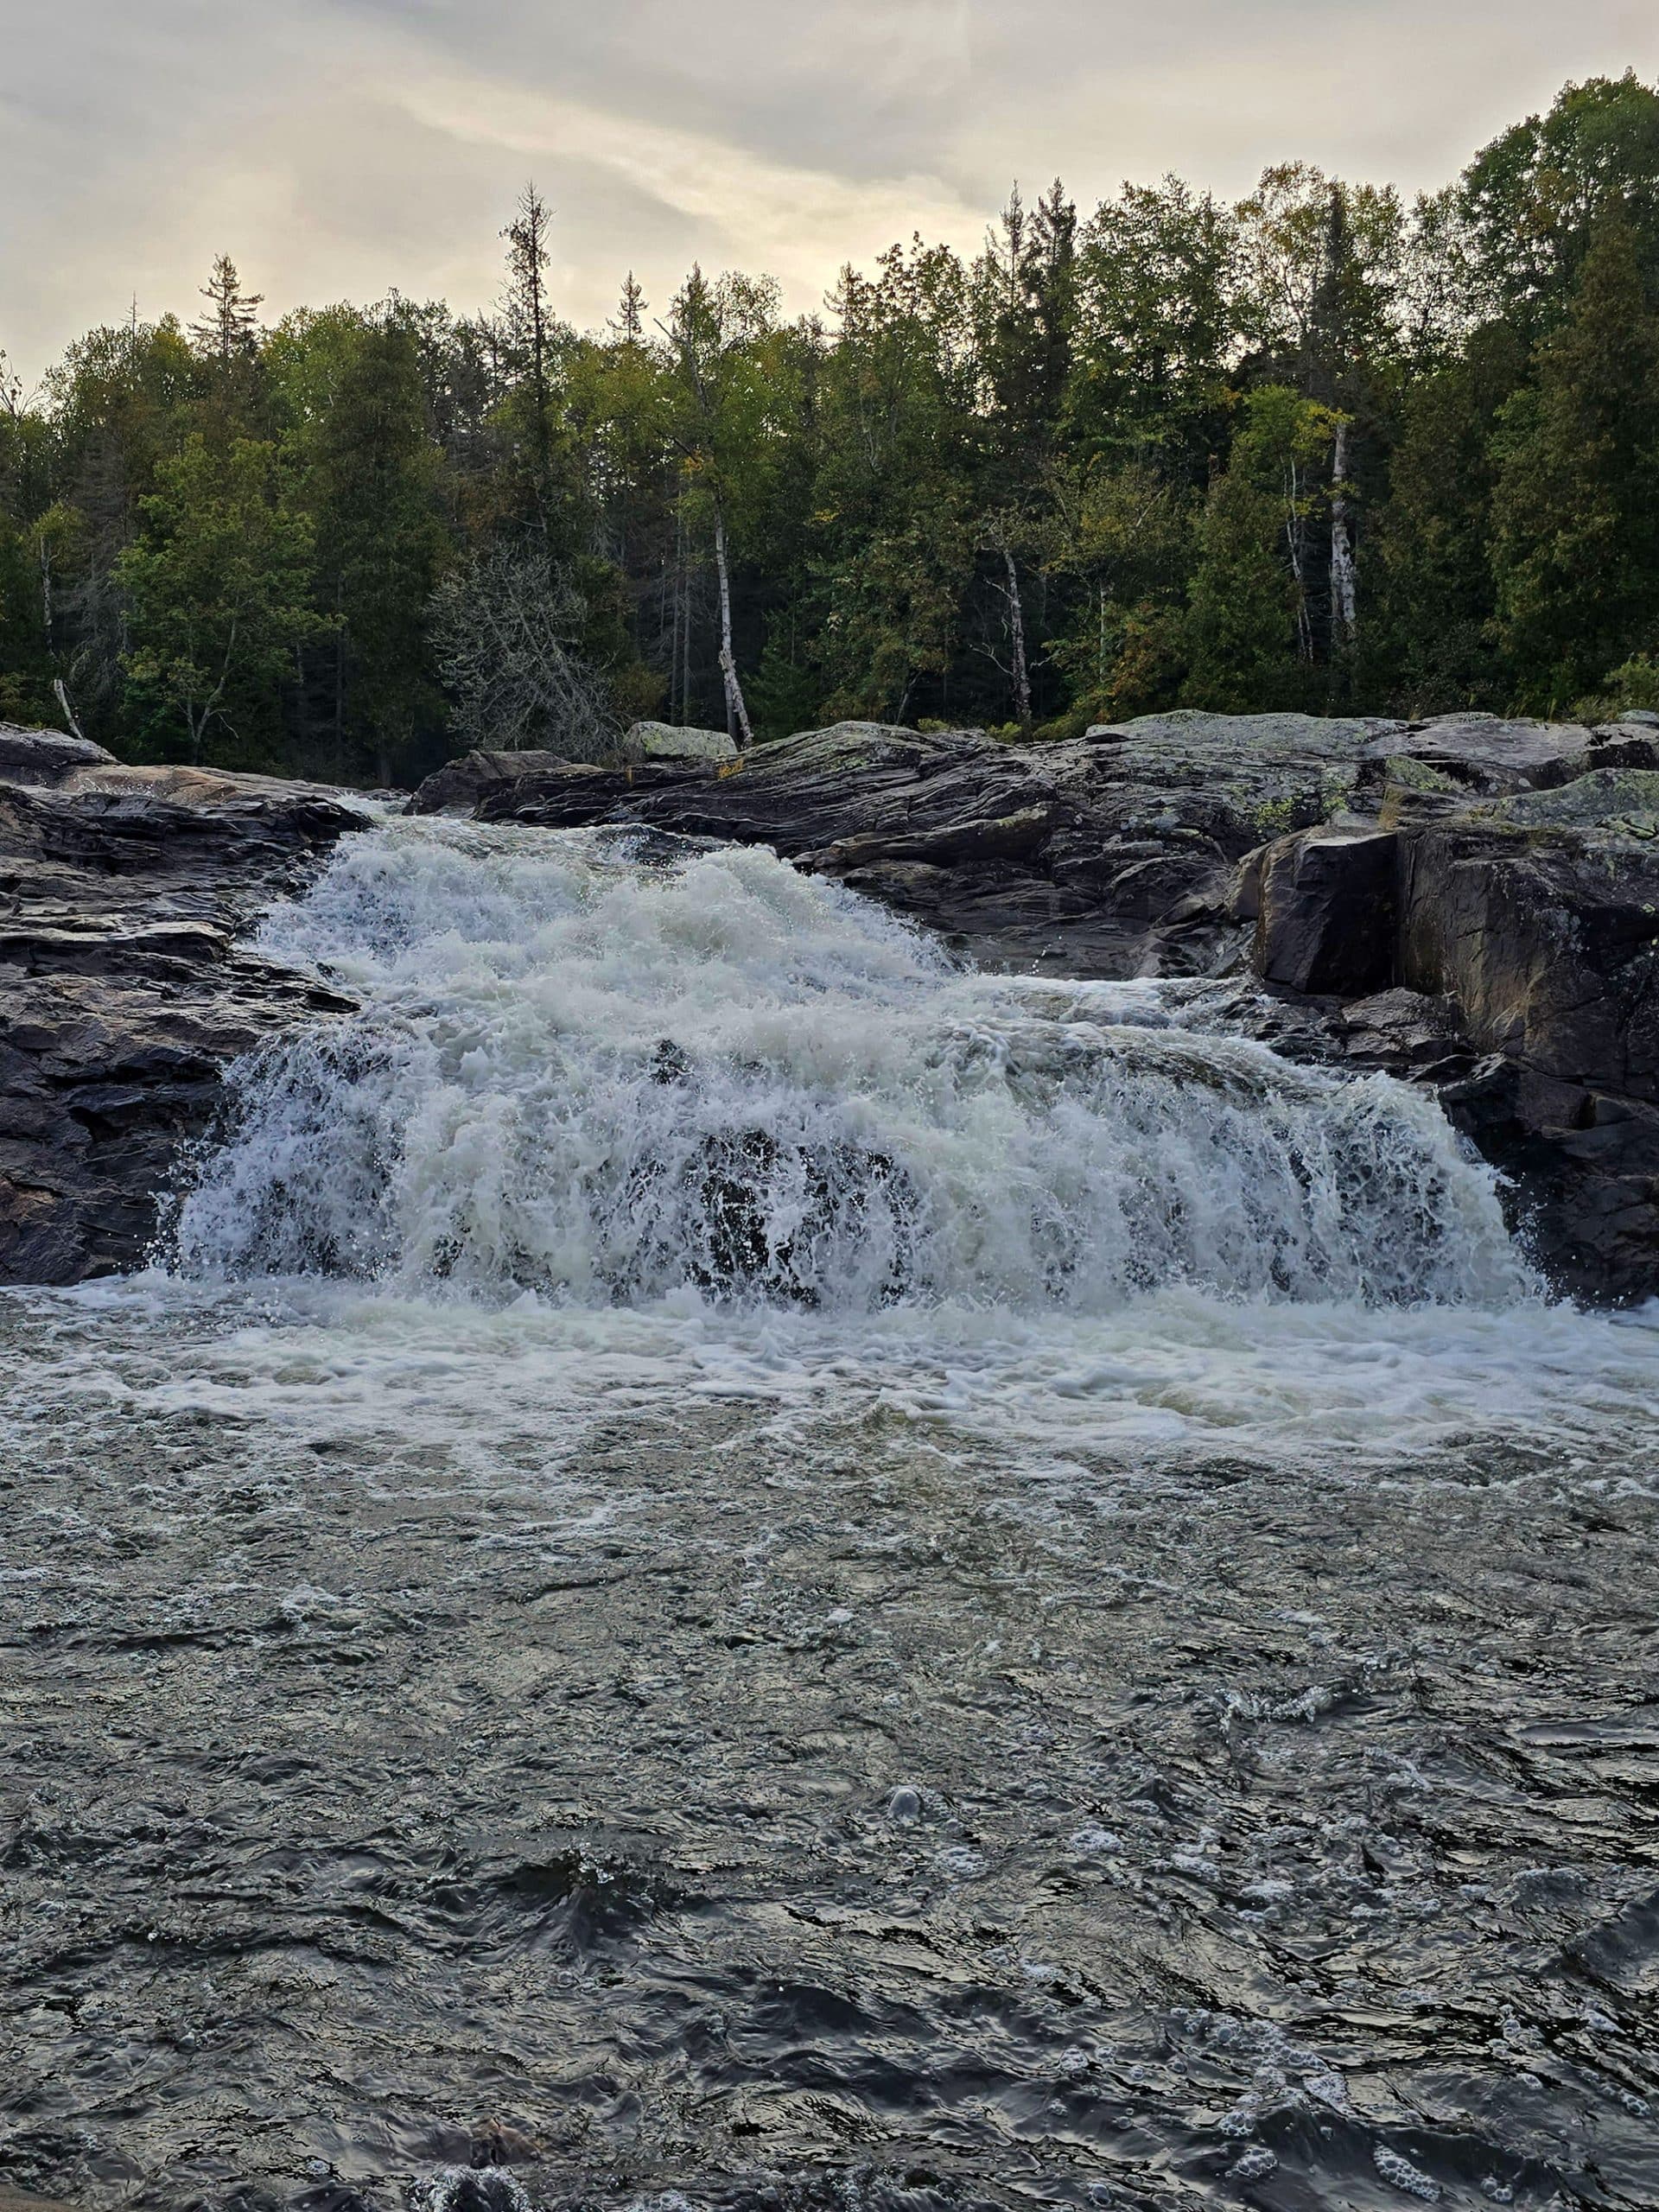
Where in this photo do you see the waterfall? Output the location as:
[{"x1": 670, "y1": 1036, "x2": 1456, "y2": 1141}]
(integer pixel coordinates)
[{"x1": 170, "y1": 815, "x2": 1533, "y2": 1314}]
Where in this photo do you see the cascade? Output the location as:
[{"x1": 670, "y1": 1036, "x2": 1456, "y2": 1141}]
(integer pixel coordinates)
[{"x1": 171, "y1": 815, "x2": 1533, "y2": 1313}]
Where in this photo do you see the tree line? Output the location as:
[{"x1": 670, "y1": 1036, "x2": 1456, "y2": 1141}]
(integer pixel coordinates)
[{"x1": 3, "y1": 71, "x2": 1659, "y2": 786}]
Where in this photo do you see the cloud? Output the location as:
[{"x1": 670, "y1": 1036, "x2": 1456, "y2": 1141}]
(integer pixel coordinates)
[
  {"x1": 391, "y1": 63, "x2": 985, "y2": 301},
  {"x1": 2, "y1": 0, "x2": 1656, "y2": 384}
]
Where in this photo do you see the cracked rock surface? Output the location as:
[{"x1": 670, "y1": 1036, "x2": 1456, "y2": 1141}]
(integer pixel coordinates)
[{"x1": 0, "y1": 728, "x2": 366, "y2": 1283}]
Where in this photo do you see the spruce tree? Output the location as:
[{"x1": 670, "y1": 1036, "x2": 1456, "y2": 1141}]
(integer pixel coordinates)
[
  {"x1": 1491, "y1": 208, "x2": 1659, "y2": 706},
  {"x1": 189, "y1": 257, "x2": 264, "y2": 364},
  {"x1": 1370, "y1": 320, "x2": 1529, "y2": 708}
]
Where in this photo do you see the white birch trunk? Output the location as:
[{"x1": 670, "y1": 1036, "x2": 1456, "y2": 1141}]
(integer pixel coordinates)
[
  {"x1": 1001, "y1": 540, "x2": 1033, "y2": 729},
  {"x1": 1329, "y1": 420, "x2": 1358, "y2": 656},
  {"x1": 53, "y1": 678, "x2": 86, "y2": 744},
  {"x1": 1285, "y1": 464, "x2": 1314, "y2": 664},
  {"x1": 712, "y1": 498, "x2": 753, "y2": 748},
  {"x1": 38, "y1": 538, "x2": 54, "y2": 658}
]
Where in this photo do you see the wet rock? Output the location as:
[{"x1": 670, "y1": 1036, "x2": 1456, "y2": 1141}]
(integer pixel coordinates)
[
  {"x1": 475, "y1": 713, "x2": 1418, "y2": 977},
  {"x1": 1254, "y1": 829, "x2": 1398, "y2": 997},
  {"x1": 1395, "y1": 817, "x2": 1659, "y2": 1106},
  {"x1": 671, "y1": 1126, "x2": 917, "y2": 1306},
  {"x1": 0, "y1": 723, "x2": 118, "y2": 785},
  {"x1": 1332, "y1": 988, "x2": 1478, "y2": 1077},
  {"x1": 0, "y1": 734, "x2": 366, "y2": 1284},
  {"x1": 406, "y1": 748, "x2": 604, "y2": 815},
  {"x1": 1244, "y1": 768, "x2": 1659, "y2": 1299}
]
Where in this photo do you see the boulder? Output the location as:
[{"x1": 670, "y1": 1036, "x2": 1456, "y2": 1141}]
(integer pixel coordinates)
[
  {"x1": 1396, "y1": 817, "x2": 1659, "y2": 1107},
  {"x1": 407, "y1": 749, "x2": 598, "y2": 815},
  {"x1": 0, "y1": 725, "x2": 118, "y2": 785},
  {"x1": 625, "y1": 720, "x2": 738, "y2": 764},
  {"x1": 1243, "y1": 760, "x2": 1659, "y2": 1299},
  {"x1": 1587, "y1": 726, "x2": 1659, "y2": 774},
  {"x1": 1253, "y1": 829, "x2": 1399, "y2": 997},
  {"x1": 0, "y1": 734, "x2": 367, "y2": 1284},
  {"x1": 1477, "y1": 766, "x2": 1659, "y2": 841}
]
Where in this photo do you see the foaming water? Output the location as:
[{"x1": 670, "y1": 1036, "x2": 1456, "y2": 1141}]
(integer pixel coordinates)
[
  {"x1": 77, "y1": 808, "x2": 1637, "y2": 1478},
  {"x1": 14, "y1": 1271, "x2": 1659, "y2": 1481},
  {"x1": 171, "y1": 815, "x2": 1529, "y2": 1315}
]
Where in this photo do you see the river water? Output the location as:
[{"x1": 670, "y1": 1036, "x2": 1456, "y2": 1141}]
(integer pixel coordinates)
[{"x1": 3, "y1": 817, "x2": 1657, "y2": 2212}]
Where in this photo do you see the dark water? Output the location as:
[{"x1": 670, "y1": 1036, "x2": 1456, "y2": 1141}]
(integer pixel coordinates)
[
  {"x1": 3, "y1": 822, "x2": 1657, "y2": 2211},
  {"x1": 3, "y1": 1292, "x2": 1657, "y2": 2212}
]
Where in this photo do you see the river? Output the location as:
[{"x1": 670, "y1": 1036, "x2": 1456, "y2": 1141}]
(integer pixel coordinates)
[{"x1": 3, "y1": 816, "x2": 1657, "y2": 2212}]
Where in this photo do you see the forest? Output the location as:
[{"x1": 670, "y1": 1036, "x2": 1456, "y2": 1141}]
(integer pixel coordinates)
[{"x1": 3, "y1": 71, "x2": 1659, "y2": 787}]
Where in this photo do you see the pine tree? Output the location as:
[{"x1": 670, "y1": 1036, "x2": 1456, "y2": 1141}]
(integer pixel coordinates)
[
  {"x1": 277, "y1": 309, "x2": 449, "y2": 783},
  {"x1": 501, "y1": 185, "x2": 556, "y2": 519},
  {"x1": 1491, "y1": 208, "x2": 1659, "y2": 706}
]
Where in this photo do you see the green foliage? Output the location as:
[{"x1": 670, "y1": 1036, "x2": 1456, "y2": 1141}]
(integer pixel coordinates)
[
  {"x1": 1182, "y1": 386, "x2": 1336, "y2": 711},
  {"x1": 1369, "y1": 320, "x2": 1529, "y2": 708},
  {"x1": 818, "y1": 502, "x2": 971, "y2": 722},
  {"x1": 1575, "y1": 655, "x2": 1659, "y2": 721},
  {"x1": 116, "y1": 435, "x2": 323, "y2": 764},
  {"x1": 1460, "y1": 73, "x2": 1659, "y2": 335},
  {"x1": 273, "y1": 308, "x2": 451, "y2": 780},
  {"x1": 1069, "y1": 178, "x2": 1236, "y2": 474},
  {"x1": 1041, "y1": 454, "x2": 1197, "y2": 717},
  {"x1": 747, "y1": 631, "x2": 823, "y2": 741}
]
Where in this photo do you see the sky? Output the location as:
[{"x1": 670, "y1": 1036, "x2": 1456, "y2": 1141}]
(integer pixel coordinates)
[{"x1": 3, "y1": 1, "x2": 1657, "y2": 385}]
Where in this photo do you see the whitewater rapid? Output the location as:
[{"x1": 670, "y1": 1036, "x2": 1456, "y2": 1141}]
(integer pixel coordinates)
[
  {"x1": 174, "y1": 814, "x2": 1525, "y2": 1313},
  {"x1": 3, "y1": 810, "x2": 1635, "y2": 1477}
]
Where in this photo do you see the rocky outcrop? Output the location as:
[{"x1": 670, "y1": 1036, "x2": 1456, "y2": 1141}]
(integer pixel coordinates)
[
  {"x1": 423, "y1": 714, "x2": 1423, "y2": 974},
  {"x1": 0, "y1": 730, "x2": 367, "y2": 1282},
  {"x1": 7, "y1": 706, "x2": 1654, "y2": 1300},
  {"x1": 428, "y1": 709, "x2": 1659, "y2": 1300},
  {"x1": 1249, "y1": 758, "x2": 1659, "y2": 1300},
  {"x1": 405, "y1": 747, "x2": 586, "y2": 816},
  {"x1": 1365, "y1": 715, "x2": 1596, "y2": 794},
  {"x1": 404, "y1": 728, "x2": 737, "y2": 816},
  {"x1": 0, "y1": 723, "x2": 115, "y2": 785}
]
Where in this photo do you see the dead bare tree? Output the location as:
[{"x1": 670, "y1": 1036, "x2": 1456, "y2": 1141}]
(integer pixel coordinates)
[{"x1": 429, "y1": 543, "x2": 620, "y2": 760}]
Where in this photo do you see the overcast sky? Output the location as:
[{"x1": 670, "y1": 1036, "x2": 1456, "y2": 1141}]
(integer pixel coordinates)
[{"x1": 3, "y1": 1, "x2": 1656, "y2": 384}]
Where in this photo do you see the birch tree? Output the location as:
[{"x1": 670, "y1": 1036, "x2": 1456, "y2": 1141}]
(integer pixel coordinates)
[{"x1": 660, "y1": 267, "x2": 780, "y2": 745}]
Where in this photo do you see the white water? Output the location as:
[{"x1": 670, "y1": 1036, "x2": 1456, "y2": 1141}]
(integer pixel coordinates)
[
  {"x1": 174, "y1": 816, "x2": 1527, "y2": 1313},
  {"x1": 11, "y1": 812, "x2": 1659, "y2": 1481}
]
